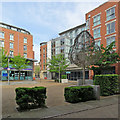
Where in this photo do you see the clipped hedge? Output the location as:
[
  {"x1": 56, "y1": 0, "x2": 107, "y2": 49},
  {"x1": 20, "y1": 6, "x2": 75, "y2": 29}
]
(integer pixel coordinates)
[
  {"x1": 62, "y1": 75, "x2": 67, "y2": 79},
  {"x1": 64, "y1": 86, "x2": 96, "y2": 103},
  {"x1": 94, "y1": 74, "x2": 119, "y2": 96},
  {"x1": 15, "y1": 86, "x2": 47, "y2": 110}
]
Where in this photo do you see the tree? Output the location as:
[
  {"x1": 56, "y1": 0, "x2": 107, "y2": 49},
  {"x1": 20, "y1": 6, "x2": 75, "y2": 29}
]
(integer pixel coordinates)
[
  {"x1": 1, "y1": 48, "x2": 9, "y2": 68},
  {"x1": 68, "y1": 30, "x2": 100, "y2": 85},
  {"x1": 90, "y1": 41, "x2": 120, "y2": 76},
  {"x1": 47, "y1": 54, "x2": 69, "y2": 82},
  {"x1": 11, "y1": 55, "x2": 30, "y2": 80}
]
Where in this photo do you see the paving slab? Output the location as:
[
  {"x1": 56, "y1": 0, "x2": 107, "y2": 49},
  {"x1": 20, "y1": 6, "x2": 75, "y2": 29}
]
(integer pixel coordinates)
[{"x1": 4, "y1": 95, "x2": 119, "y2": 119}]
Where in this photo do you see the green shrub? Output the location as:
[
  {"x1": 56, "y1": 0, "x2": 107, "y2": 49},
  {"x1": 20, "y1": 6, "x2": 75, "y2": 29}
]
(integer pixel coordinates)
[
  {"x1": 94, "y1": 74, "x2": 119, "y2": 96},
  {"x1": 64, "y1": 86, "x2": 96, "y2": 103},
  {"x1": 62, "y1": 75, "x2": 67, "y2": 79},
  {"x1": 15, "y1": 86, "x2": 47, "y2": 110}
]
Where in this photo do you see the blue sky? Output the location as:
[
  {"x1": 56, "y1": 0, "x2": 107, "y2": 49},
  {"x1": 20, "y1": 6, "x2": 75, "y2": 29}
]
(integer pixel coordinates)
[{"x1": 1, "y1": 1, "x2": 108, "y2": 62}]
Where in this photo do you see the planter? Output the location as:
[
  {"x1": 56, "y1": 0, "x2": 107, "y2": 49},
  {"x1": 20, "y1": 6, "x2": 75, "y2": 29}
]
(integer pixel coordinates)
[{"x1": 61, "y1": 79, "x2": 68, "y2": 83}]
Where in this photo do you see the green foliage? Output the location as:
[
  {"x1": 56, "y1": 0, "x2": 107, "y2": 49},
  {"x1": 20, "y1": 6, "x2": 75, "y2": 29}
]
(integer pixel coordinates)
[
  {"x1": 90, "y1": 41, "x2": 120, "y2": 74},
  {"x1": 1, "y1": 48, "x2": 9, "y2": 68},
  {"x1": 15, "y1": 86, "x2": 47, "y2": 110},
  {"x1": 11, "y1": 55, "x2": 30, "y2": 70},
  {"x1": 94, "y1": 74, "x2": 119, "y2": 96},
  {"x1": 61, "y1": 75, "x2": 67, "y2": 79},
  {"x1": 47, "y1": 54, "x2": 69, "y2": 74},
  {"x1": 64, "y1": 86, "x2": 96, "y2": 103}
]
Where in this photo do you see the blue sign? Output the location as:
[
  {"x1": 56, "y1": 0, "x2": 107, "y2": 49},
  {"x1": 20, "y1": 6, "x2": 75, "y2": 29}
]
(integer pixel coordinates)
[
  {"x1": 66, "y1": 71, "x2": 71, "y2": 74},
  {"x1": 3, "y1": 73, "x2": 8, "y2": 77}
]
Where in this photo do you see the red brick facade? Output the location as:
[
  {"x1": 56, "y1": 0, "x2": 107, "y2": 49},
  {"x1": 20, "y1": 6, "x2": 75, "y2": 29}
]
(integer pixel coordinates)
[
  {"x1": 40, "y1": 42, "x2": 47, "y2": 70},
  {"x1": 0, "y1": 23, "x2": 34, "y2": 59},
  {"x1": 86, "y1": 1, "x2": 120, "y2": 77}
]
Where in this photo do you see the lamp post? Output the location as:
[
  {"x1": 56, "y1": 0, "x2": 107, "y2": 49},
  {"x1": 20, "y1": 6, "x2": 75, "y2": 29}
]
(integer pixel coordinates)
[{"x1": 7, "y1": 57, "x2": 10, "y2": 85}]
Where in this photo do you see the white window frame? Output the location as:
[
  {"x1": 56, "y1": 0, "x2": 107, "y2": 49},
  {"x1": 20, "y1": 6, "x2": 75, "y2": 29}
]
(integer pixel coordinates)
[
  {"x1": 10, "y1": 51, "x2": 13, "y2": 56},
  {"x1": 0, "y1": 40, "x2": 4, "y2": 47},
  {"x1": 106, "y1": 35, "x2": 115, "y2": 47},
  {"x1": 24, "y1": 45, "x2": 27, "y2": 51},
  {"x1": 106, "y1": 21, "x2": 115, "y2": 35},
  {"x1": 93, "y1": 27, "x2": 101, "y2": 39},
  {"x1": 24, "y1": 37, "x2": 27, "y2": 43},
  {"x1": 10, "y1": 34, "x2": 14, "y2": 40},
  {"x1": 24, "y1": 53, "x2": 27, "y2": 58},
  {"x1": 106, "y1": 5, "x2": 116, "y2": 21},
  {"x1": 93, "y1": 13, "x2": 101, "y2": 26},
  {"x1": 10, "y1": 42, "x2": 14, "y2": 49},
  {"x1": 0, "y1": 32, "x2": 4, "y2": 39}
]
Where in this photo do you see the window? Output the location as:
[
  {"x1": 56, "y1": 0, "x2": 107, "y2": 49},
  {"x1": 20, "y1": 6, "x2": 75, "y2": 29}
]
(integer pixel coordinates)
[
  {"x1": 95, "y1": 40, "x2": 101, "y2": 47},
  {"x1": 10, "y1": 51, "x2": 13, "y2": 56},
  {"x1": 107, "y1": 21, "x2": 115, "y2": 34},
  {"x1": 86, "y1": 19, "x2": 89, "y2": 29},
  {"x1": 24, "y1": 45, "x2": 27, "y2": 51},
  {"x1": 10, "y1": 34, "x2": 14, "y2": 40},
  {"x1": 43, "y1": 59, "x2": 45, "y2": 63},
  {"x1": 10, "y1": 43, "x2": 13, "y2": 49},
  {"x1": 93, "y1": 27, "x2": 101, "y2": 39},
  {"x1": 61, "y1": 38, "x2": 64, "y2": 46},
  {"x1": 24, "y1": 37, "x2": 27, "y2": 43},
  {"x1": 61, "y1": 47, "x2": 64, "y2": 53},
  {"x1": 43, "y1": 54, "x2": 45, "y2": 58},
  {"x1": 93, "y1": 14, "x2": 100, "y2": 26},
  {"x1": 0, "y1": 32, "x2": 4, "y2": 39},
  {"x1": 43, "y1": 48, "x2": 45, "y2": 53},
  {"x1": 43, "y1": 65, "x2": 45, "y2": 70},
  {"x1": 106, "y1": 36, "x2": 115, "y2": 46},
  {"x1": 106, "y1": 7, "x2": 115, "y2": 21},
  {"x1": 0, "y1": 41, "x2": 4, "y2": 47},
  {"x1": 24, "y1": 53, "x2": 27, "y2": 58}
]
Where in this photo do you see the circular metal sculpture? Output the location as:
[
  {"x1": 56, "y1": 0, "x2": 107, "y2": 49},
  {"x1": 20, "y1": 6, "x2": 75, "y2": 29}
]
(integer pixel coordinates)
[{"x1": 68, "y1": 30, "x2": 100, "y2": 84}]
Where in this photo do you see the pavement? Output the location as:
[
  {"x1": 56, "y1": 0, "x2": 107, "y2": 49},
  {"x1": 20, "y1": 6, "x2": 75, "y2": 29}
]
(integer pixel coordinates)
[
  {"x1": 1, "y1": 79, "x2": 119, "y2": 119},
  {"x1": 5, "y1": 95, "x2": 119, "y2": 119}
]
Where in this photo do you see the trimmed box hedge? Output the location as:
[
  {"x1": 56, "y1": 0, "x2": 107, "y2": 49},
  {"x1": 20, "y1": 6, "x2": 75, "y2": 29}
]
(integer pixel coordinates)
[
  {"x1": 94, "y1": 74, "x2": 119, "y2": 96},
  {"x1": 15, "y1": 86, "x2": 47, "y2": 110},
  {"x1": 61, "y1": 75, "x2": 67, "y2": 79},
  {"x1": 64, "y1": 86, "x2": 96, "y2": 103}
]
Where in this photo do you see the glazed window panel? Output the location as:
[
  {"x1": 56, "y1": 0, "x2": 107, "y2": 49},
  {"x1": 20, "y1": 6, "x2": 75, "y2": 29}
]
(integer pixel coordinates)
[
  {"x1": 106, "y1": 36, "x2": 115, "y2": 46},
  {"x1": 10, "y1": 42, "x2": 14, "y2": 49},
  {"x1": 10, "y1": 51, "x2": 13, "y2": 56},
  {"x1": 0, "y1": 32, "x2": 4, "y2": 39},
  {"x1": 24, "y1": 45, "x2": 27, "y2": 51},
  {"x1": 107, "y1": 21, "x2": 115, "y2": 34},
  {"x1": 93, "y1": 14, "x2": 101, "y2": 26},
  {"x1": 93, "y1": 27, "x2": 101, "y2": 39},
  {"x1": 24, "y1": 37, "x2": 27, "y2": 43},
  {"x1": 24, "y1": 53, "x2": 27, "y2": 58},
  {"x1": 10, "y1": 34, "x2": 14, "y2": 40},
  {"x1": 95, "y1": 40, "x2": 101, "y2": 47},
  {"x1": 0, "y1": 40, "x2": 4, "y2": 47},
  {"x1": 106, "y1": 7, "x2": 115, "y2": 21}
]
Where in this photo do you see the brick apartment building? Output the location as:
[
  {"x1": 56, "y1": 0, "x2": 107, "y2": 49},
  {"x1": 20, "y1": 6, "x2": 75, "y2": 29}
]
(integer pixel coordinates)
[
  {"x1": 40, "y1": 42, "x2": 47, "y2": 79},
  {"x1": 0, "y1": 22, "x2": 37, "y2": 80},
  {"x1": 86, "y1": 0, "x2": 120, "y2": 77}
]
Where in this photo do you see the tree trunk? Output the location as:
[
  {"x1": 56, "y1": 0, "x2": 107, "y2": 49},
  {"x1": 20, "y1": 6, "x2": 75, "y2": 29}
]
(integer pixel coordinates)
[
  {"x1": 19, "y1": 70, "x2": 20, "y2": 80},
  {"x1": 83, "y1": 65, "x2": 85, "y2": 85}
]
